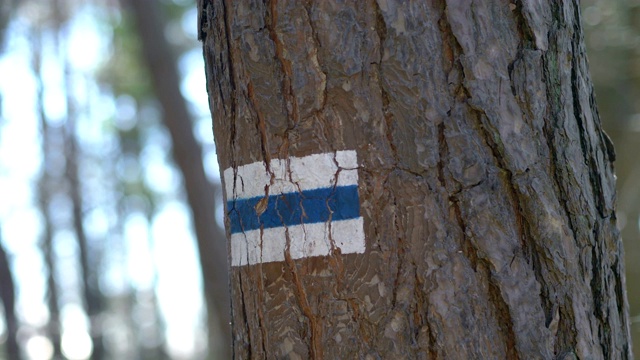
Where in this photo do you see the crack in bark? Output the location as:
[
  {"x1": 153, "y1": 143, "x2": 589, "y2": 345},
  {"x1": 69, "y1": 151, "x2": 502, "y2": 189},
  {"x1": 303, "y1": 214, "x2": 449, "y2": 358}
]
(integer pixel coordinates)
[
  {"x1": 381, "y1": 88, "x2": 399, "y2": 166},
  {"x1": 571, "y1": 39, "x2": 605, "y2": 218},
  {"x1": 273, "y1": 193, "x2": 323, "y2": 359},
  {"x1": 372, "y1": 1, "x2": 399, "y2": 170},
  {"x1": 435, "y1": 0, "x2": 462, "y2": 90},
  {"x1": 266, "y1": 0, "x2": 299, "y2": 128},
  {"x1": 590, "y1": 226, "x2": 607, "y2": 358},
  {"x1": 436, "y1": 115, "x2": 447, "y2": 188},
  {"x1": 507, "y1": 54, "x2": 519, "y2": 98},
  {"x1": 540, "y1": 51, "x2": 579, "y2": 245},
  {"x1": 464, "y1": 110, "x2": 540, "y2": 359},
  {"x1": 221, "y1": 0, "x2": 239, "y2": 170},
  {"x1": 511, "y1": 0, "x2": 536, "y2": 49},
  {"x1": 471, "y1": 111, "x2": 531, "y2": 260},
  {"x1": 301, "y1": 2, "x2": 328, "y2": 114},
  {"x1": 283, "y1": 239, "x2": 323, "y2": 359},
  {"x1": 324, "y1": 154, "x2": 372, "y2": 355},
  {"x1": 390, "y1": 191, "x2": 403, "y2": 309},
  {"x1": 372, "y1": 0, "x2": 387, "y2": 65},
  {"x1": 568, "y1": 5, "x2": 615, "y2": 355},
  {"x1": 326, "y1": 154, "x2": 347, "y2": 287},
  {"x1": 237, "y1": 270, "x2": 253, "y2": 359},
  {"x1": 612, "y1": 257, "x2": 628, "y2": 357},
  {"x1": 254, "y1": 228, "x2": 270, "y2": 357},
  {"x1": 540, "y1": 54, "x2": 580, "y2": 360},
  {"x1": 450, "y1": 194, "x2": 478, "y2": 270},
  {"x1": 413, "y1": 268, "x2": 437, "y2": 358},
  {"x1": 538, "y1": 4, "x2": 587, "y2": 355},
  {"x1": 569, "y1": 15, "x2": 605, "y2": 218},
  {"x1": 486, "y1": 270, "x2": 520, "y2": 360},
  {"x1": 436, "y1": 110, "x2": 480, "y2": 270},
  {"x1": 247, "y1": 81, "x2": 273, "y2": 171}
]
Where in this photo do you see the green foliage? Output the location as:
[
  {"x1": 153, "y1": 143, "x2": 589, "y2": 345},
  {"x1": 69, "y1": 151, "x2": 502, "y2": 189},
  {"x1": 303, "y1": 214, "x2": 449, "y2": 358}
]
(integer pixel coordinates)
[{"x1": 99, "y1": 13, "x2": 152, "y2": 101}]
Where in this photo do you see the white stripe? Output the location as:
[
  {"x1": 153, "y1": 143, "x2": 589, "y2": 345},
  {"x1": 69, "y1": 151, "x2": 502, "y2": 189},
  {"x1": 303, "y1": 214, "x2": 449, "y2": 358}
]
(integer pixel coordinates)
[
  {"x1": 230, "y1": 218, "x2": 365, "y2": 266},
  {"x1": 223, "y1": 150, "x2": 358, "y2": 200}
]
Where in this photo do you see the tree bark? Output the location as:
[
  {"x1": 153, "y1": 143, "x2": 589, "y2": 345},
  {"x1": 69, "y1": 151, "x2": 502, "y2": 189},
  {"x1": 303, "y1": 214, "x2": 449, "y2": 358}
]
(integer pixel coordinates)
[
  {"x1": 199, "y1": 1, "x2": 632, "y2": 359},
  {"x1": 125, "y1": 0, "x2": 232, "y2": 357}
]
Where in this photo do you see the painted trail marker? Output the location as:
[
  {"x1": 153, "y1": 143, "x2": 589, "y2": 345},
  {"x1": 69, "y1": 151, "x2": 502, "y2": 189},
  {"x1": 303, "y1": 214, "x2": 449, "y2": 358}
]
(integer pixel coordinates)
[{"x1": 224, "y1": 150, "x2": 365, "y2": 267}]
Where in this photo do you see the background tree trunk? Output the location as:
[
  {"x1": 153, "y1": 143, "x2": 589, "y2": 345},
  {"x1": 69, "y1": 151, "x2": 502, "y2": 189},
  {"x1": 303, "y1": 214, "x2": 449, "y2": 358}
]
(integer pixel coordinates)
[
  {"x1": 32, "y1": 31, "x2": 63, "y2": 359},
  {"x1": 63, "y1": 44, "x2": 105, "y2": 360},
  {"x1": 199, "y1": 0, "x2": 632, "y2": 358},
  {"x1": 0, "y1": 235, "x2": 21, "y2": 360},
  {"x1": 125, "y1": 0, "x2": 232, "y2": 358}
]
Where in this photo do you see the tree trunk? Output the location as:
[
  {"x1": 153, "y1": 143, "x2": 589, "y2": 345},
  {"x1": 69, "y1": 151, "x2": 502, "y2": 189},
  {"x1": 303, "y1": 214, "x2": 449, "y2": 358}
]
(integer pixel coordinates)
[
  {"x1": 0, "y1": 235, "x2": 21, "y2": 360},
  {"x1": 32, "y1": 31, "x2": 63, "y2": 359},
  {"x1": 125, "y1": 0, "x2": 232, "y2": 357},
  {"x1": 63, "y1": 51, "x2": 105, "y2": 360},
  {"x1": 65, "y1": 117, "x2": 105, "y2": 359},
  {"x1": 199, "y1": 1, "x2": 632, "y2": 358}
]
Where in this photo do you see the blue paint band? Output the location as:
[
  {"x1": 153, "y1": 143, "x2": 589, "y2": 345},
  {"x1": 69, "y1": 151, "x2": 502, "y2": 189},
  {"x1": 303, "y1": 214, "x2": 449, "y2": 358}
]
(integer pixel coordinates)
[{"x1": 228, "y1": 185, "x2": 360, "y2": 234}]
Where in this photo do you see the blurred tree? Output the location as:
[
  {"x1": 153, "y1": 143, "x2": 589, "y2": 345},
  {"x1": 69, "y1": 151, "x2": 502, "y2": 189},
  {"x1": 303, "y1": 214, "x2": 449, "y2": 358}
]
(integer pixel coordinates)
[
  {"x1": 64, "y1": 74, "x2": 105, "y2": 360},
  {"x1": 0, "y1": 230, "x2": 20, "y2": 360},
  {"x1": 50, "y1": 0, "x2": 107, "y2": 355},
  {"x1": 3, "y1": 0, "x2": 227, "y2": 358},
  {"x1": 200, "y1": 0, "x2": 631, "y2": 358},
  {"x1": 0, "y1": 13, "x2": 20, "y2": 359},
  {"x1": 123, "y1": 0, "x2": 231, "y2": 358},
  {"x1": 0, "y1": 0, "x2": 16, "y2": 51},
  {"x1": 32, "y1": 29, "x2": 63, "y2": 359}
]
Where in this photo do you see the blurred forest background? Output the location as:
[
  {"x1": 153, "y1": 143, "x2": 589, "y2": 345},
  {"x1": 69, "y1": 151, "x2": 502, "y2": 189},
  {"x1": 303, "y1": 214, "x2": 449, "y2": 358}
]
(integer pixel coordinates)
[{"x1": 0, "y1": 0, "x2": 637, "y2": 359}]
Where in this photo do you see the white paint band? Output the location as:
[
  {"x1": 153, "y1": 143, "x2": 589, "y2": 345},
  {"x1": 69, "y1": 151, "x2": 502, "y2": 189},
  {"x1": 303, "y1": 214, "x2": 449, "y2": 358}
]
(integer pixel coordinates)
[
  {"x1": 230, "y1": 218, "x2": 365, "y2": 267},
  {"x1": 223, "y1": 150, "x2": 359, "y2": 200}
]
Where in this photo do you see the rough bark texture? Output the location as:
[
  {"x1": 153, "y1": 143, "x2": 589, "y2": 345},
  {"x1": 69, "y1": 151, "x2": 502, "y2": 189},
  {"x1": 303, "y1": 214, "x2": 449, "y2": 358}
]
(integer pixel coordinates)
[
  {"x1": 126, "y1": 0, "x2": 232, "y2": 358},
  {"x1": 199, "y1": 0, "x2": 632, "y2": 359}
]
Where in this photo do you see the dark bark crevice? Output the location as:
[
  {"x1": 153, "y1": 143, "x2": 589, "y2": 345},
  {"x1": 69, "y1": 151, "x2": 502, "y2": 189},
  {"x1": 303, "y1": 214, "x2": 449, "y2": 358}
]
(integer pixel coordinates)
[
  {"x1": 252, "y1": 258, "x2": 270, "y2": 358},
  {"x1": 236, "y1": 271, "x2": 252, "y2": 359},
  {"x1": 247, "y1": 80, "x2": 273, "y2": 171},
  {"x1": 569, "y1": 27, "x2": 604, "y2": 219},
  {"x1": 265, "y1": 0, "x2": 299, "y2": 130},
  {"x1": 511, "y1": 0, "x2": 537, "y2": 49},
  {"x1": 540, "y1": 51, "x2": 575, "y2": 223},
  {"x1": 372, "y1": 0, "x2": 387, "y2": 66},
  {"x1": 283, "y1": 247, "x2": 322, "y2": 359},
  {"x1": 301, "y1": 2, "x2": 328, "y2": 114},
  {"x1": 372, "y1": 0, "x2": 400, "y2": 173},
  {"x1": 472, "y1": 111, "x2": 530, "y2": 256},
  {"x1": 486, "y1": 269, "x2": 520, "y2": 360},
  {"x1": 436, "y1": 121, "x2": 447, "y2": 188},
  {"x1": 219, "y1": 0, "x2": 239, "y2": 174},
  {"x1": 539, "y1": 26, "x2": 584, "y2": 357},
  {"x1": 590, "y1": 230, "x2": 607, "y2": 357},
  {"x1": 390, "y1": 192, "x2": 404, "y2": 309}
]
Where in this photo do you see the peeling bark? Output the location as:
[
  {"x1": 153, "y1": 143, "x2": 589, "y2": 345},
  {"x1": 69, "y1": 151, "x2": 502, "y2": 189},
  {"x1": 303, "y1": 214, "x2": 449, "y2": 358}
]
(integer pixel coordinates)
[{"x1": 199, "y1": 1, "x2": 631, "y2": 358}]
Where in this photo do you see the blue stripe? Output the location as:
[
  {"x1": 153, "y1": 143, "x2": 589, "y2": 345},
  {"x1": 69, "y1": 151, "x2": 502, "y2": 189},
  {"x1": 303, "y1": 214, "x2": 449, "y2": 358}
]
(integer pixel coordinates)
[{"x1": 228, "y1": 185, "x2": 360, "y2": 234}]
